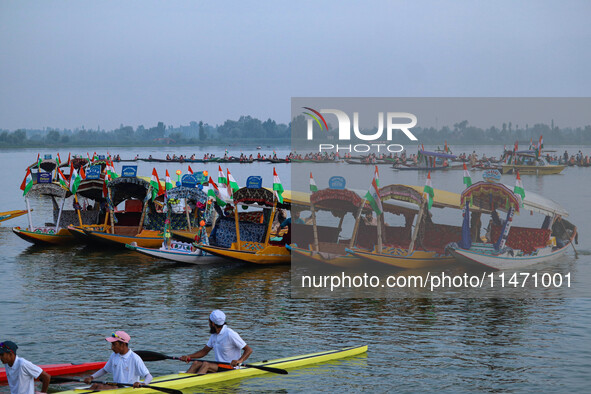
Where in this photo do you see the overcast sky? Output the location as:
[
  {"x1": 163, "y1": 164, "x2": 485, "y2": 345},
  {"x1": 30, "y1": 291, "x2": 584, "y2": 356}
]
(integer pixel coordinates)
[{"x1": 1, "y1": 0, "x2": 589, "y2": 130}]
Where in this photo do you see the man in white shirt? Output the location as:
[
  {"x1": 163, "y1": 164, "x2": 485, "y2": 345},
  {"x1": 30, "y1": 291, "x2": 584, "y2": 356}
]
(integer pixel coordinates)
[
  {"x1": 84, "y1": 331, "x2": 153, "y2": 390},
  {"x1": 180, "y1": 310, "x2": 253, "y2": 375},
  {"x1": 1, "y1": 341, "x2": 50, "y2": 394}
]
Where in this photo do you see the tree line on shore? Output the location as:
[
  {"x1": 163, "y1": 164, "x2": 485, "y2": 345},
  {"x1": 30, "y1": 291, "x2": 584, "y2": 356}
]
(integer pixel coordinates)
[{"x1": 1, "y1": 116, "x2": 590, "y2": 147}]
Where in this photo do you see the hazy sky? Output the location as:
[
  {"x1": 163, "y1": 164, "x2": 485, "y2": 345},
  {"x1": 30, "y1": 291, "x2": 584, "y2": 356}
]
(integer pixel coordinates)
[{"x1": 1, "y1": 1, "x2": 589, "y2": 130}]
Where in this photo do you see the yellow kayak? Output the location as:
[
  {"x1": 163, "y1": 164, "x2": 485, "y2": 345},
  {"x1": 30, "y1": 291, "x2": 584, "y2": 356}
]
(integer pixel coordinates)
[{"x1": 56, "y1": 346, "x2": 367, "y2": 394}]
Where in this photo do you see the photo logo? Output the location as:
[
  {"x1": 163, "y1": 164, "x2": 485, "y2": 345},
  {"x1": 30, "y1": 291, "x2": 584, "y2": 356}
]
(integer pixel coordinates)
[
  {"x1": 304, "y1": 108, "x2": 418, "y2": 141},
  {"x1": 303, "y1": 107, "x2": 328, "y2": 132}
]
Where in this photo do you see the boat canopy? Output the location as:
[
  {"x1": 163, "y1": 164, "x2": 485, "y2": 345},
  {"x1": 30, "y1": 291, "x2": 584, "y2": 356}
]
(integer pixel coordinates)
[
  {"x1": 310, "y1": 188, "x2": 364, "y2": 212},
  {"x1": 407, "y1": 185, "x2": 463, "y2": 209},
  {"x1": 77, "y1": 178, "x2": 107, "y2": 201},
  {"x1": 27, "y1": 182, "x2": 70, "y2": 198},
  {"x1": 158, "y1": 186, "x2": 208, "y2": 203},
  {"x1": 461, "y1": 182, "x2": 521, "y2": 213},
  {"x1": 233, "y1": 187, "x2": 276, "y2": 207},
  {"x1": 500, "y1": 184, "x2": 569, "y2": 217},
  {"x1": 108, "y1": 176, "x2": 151, "y2": 206}
]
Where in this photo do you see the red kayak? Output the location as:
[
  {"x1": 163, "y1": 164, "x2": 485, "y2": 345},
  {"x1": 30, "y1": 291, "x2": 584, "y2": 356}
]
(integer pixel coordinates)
[{"x1": 0, "y1": 362, "x2": 106, "y2": 382}]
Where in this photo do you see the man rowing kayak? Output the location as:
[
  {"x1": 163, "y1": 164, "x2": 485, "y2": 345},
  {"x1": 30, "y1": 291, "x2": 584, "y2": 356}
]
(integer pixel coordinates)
[
  {"x1": 1, "y1": 341, "x2": 51, "y2": 394},
  {"x1": 180, "y1": 310, "x2": 252, "y2": 375},
  {"x1": 84, "y1": 331, "x2": 152, "y2": 390}
]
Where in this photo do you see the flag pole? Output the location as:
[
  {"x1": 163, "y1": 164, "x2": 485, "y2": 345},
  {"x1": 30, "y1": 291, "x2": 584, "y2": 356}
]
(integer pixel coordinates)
[
  {"x1": 25, "y1": 197, "x2": 34, "y2": 231},
  {"x1": 55, "y1": 195, "x2": 67, "y2": 232}
]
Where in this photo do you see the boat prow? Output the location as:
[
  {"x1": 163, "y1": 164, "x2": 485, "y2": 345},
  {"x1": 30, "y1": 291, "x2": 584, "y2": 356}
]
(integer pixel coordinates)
[
  {"x1": 12, "y1": 226, "x2": 74, "y2": 245},
  {"x1": 126, "y1": 242, "x2": 222, "y2": 265}
]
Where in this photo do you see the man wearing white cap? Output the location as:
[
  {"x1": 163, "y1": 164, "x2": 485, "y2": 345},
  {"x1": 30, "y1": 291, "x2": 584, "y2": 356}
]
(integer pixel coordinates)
[
  {"x1": 84, "y1": 331, "x2": 153, "y2": 390},
  {"x1": 180, "y1": 310, "x2": 253, "y2": 375}
]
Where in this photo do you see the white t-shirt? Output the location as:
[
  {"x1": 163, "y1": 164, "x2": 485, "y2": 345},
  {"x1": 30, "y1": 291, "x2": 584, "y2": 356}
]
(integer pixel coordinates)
[
  {"x1": 102, "y1": 350, "x2": 150, "y2": 384},
  {"x1": 4, "y1": 356, "x2": 43, "y2": 394},
  {"x1": 206, "y1": 325, "x2": 247, "y2": 363}
]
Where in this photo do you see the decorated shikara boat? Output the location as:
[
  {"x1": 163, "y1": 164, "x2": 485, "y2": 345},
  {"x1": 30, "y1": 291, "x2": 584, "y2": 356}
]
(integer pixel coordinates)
[
  {"x1": 288, "y1": 176, "x2": 368, "y2": 268},
  {"x1": 348, "y1": 184, "x2": 463, "y2": 269},
  {"x1": 196, "y1": 179, "x2": 291, "y2": 264},
  {"x1": 81, "y1": 173, "x2": 164, "y2": 248},
  {"x1": 448, "y1": 180, "x2": 576, "y2": 270},
  {"x1": 12, "y1": 175, "x2": 76, "y2": 245}
]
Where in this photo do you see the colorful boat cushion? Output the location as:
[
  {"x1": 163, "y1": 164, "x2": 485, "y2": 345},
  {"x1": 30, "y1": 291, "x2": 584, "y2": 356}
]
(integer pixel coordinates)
[
  {"x1": 145, "y1": 212, "x2": 199, "y2": 230},
  {"x1": 422, "y1": 223, "x2": 462, "y2": 253},
  {"x1": 491, "y1": 225, "x2": 551, "y2": 255},
  {"x1": 210, "y1": 217, "x2": 266, "y2": 248}
]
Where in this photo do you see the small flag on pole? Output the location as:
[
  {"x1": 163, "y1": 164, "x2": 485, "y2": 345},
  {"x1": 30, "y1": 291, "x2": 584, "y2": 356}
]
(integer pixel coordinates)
[
  {"x1": 514, "y1": 170, "x2": 525, "y2": 205},
  {"x1": 207, "y1": 177, "x2": 227, "y2": 207},
  {"x1": 150, "y1": 168, "x2": 160, "y2": 201},
  {"x1": 423, "y1": 171, "x2": 434, "y2": 210},
  {"x1": 20, "y1": 168, "x2": 34, "y2": 196},
  {"x1": 364, "y1": 167, "x2": 382, "y2": 215},
  {"x1": 227, "y1": 169, "x2": 239, "y2": 196},
  {"x1": 218, "y1": 165, "x2": 227, "y2": 186},
  {"x1": 462, "y1": 163, "x2": 472, "y2": 188},
  {"x1": 165, "y1": 170, "x2": 174, "y2": 191},
  {"x1": 273, "y1": 168, "x2": 284, "y2": 204},
  {"x1": 309, "y1": 172, "x2": 318, "y2": 193}
]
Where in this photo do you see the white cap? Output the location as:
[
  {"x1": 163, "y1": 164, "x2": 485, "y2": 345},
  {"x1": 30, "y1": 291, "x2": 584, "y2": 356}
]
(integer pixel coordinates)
[{"x1": 209, "y1": 310, "x2": 226, "y2": 326}]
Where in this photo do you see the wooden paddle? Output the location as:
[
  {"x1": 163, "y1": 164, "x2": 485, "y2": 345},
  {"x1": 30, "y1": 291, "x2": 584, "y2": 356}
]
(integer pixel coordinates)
[
  {"x1": 50, "y1": 376, "x2": 182, "y2": 394},
  {"x1": 135, "y1": 350, "x2": 287, "y2": 375}
]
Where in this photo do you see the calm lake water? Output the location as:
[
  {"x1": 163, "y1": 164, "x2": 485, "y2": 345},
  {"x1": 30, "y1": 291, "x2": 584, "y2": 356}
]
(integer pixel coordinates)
[{"x1": 1, "y1": 145, "x2": 590, "y2": 393}]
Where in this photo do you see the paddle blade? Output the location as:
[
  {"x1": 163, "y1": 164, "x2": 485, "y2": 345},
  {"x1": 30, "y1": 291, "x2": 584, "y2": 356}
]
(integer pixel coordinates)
[
  {"x1": 135, "y1": 350, "x2": 170, "y2": 361},
  {"x1": 245, "y1": 364, "x2": 288, "y2": 375}
]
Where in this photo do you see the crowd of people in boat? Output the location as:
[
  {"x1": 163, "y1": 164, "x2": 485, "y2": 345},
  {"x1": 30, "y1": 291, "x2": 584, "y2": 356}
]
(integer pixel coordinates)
[{"x1": 104, "y1": 148, "x2": 591, "y2": 167}]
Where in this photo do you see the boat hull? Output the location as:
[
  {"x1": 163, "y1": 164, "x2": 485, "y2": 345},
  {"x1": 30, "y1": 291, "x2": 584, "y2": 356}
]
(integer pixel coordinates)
[
  {"x1": 349, "y1": 248, "x2": 455, "y2": 269},
  {"x1": 125, "y1": 243, "x2": 221, "y2": 265},
  {"x1": 449, "y1": 244, "x2": 570, "y2": 270},
  {"x1": 12, "y1": 227, "x2": 74, "y2": 245},
  {"x1": 501, "y1": 164, "x2": 566, "y2": 175},
  {"x1": 1, "y1": 362, "x2": 106, "y2": 383},
  {"x1": 288, "y1": 245, "x2": 361, "y2": 268},
  {"x1": 196, "y1": 243, "x2": 290, "y2": 264},
  {"x1": 57, "y1": 346, "x2": 367, "y2": 394},
  {"x1": 83, "y1": 229, "x2": 163, "y2": 248}
]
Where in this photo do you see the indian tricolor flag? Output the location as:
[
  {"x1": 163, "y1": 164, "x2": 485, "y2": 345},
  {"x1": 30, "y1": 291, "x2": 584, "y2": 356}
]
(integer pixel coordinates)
[
  {"x1": 514, "y1": 171, "x2": 525, "y2": 204},
  {"x1": 207, "y1": 177, "x2": 226, "y2": 207},
  {"x1": 462, "y1": 163, "x2": 472, "y2": 188},
  {"x1": 20, "y1": 168, "x2": 34, "y2": 196},
  {"x1": 107, "y1": 161, "x2": 119, "y2": 180},
  {"x1": 273, "y1": 167, "x2": 284, "y2": 204},
  {"x1": 218, "y1": 165, "x2": 227, "y2": 186},
  {"x1": 57, "y1": 167, "x2": 69, "y2": 190},
  {"x1": 539, "y1": 135, "x2": 544, "y2": 150},
  {"x1": 423, "y1": 171, "x2": 434, "y2": 210},
  {"x1": 227, "y1": 169, "x2": 239, "y2": 196},
  {"x1": 165, "y1": 170, "x2": 174, "y2": 191},
  {"x1": 69, "y1": 168, "x2": 82, "y2": 194},
  {"x1": 150, "y1": 168, "x2": 160, "y2": 200},
  {"x1": 309, "y1": 172, "x2": 318, "y2": 193},
  {"x1": 364, "y1": 168, "x2": 382, "y2": 215}
]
